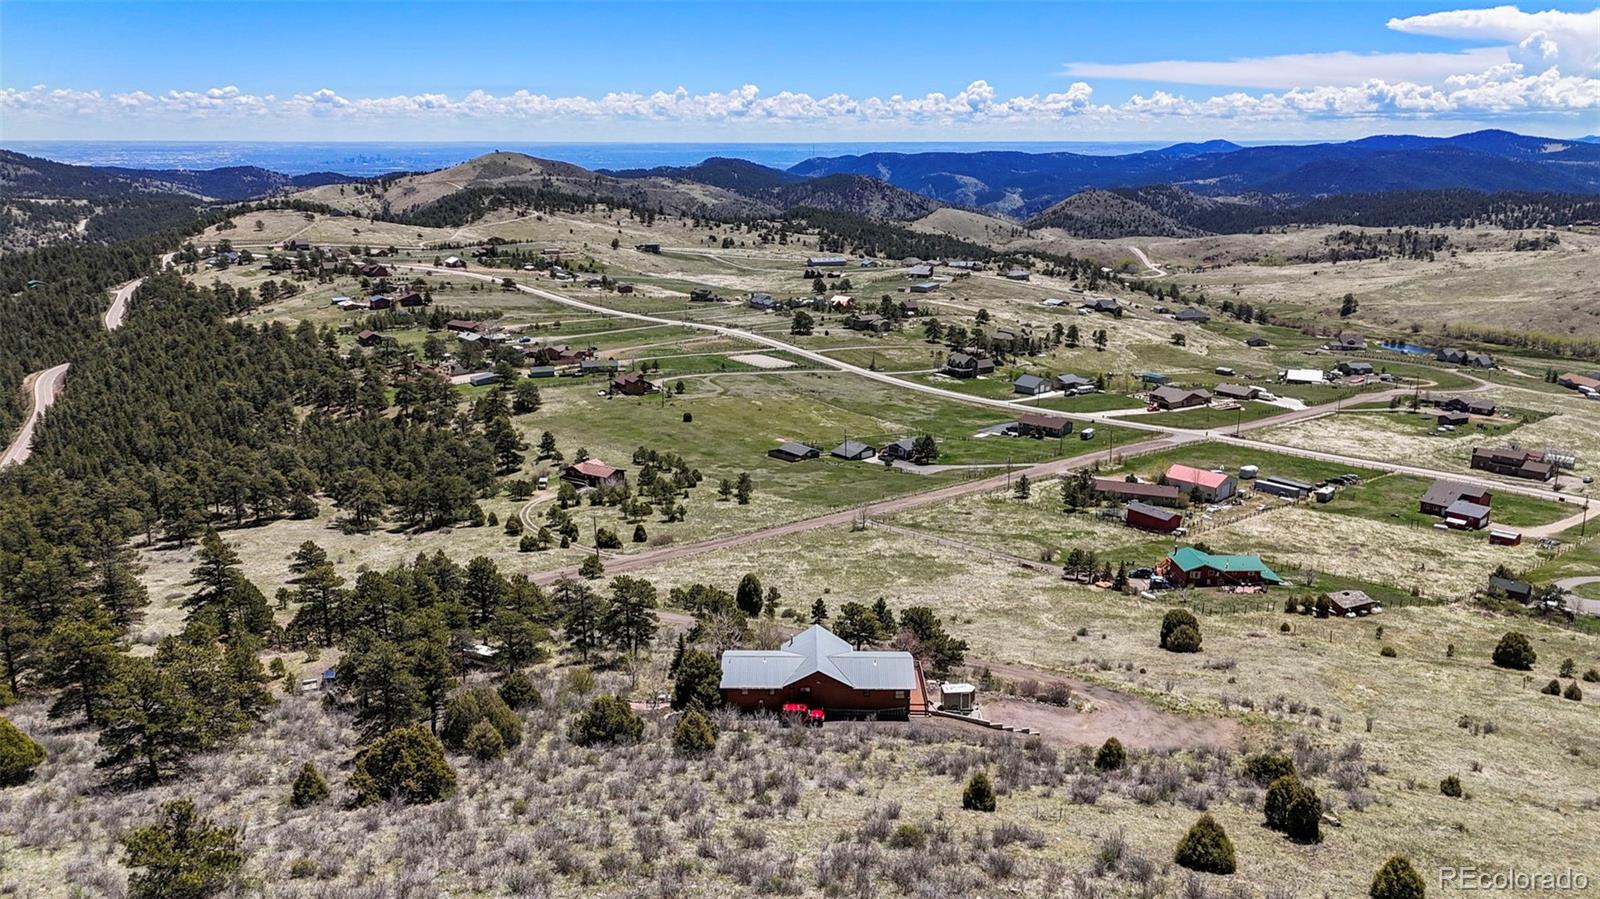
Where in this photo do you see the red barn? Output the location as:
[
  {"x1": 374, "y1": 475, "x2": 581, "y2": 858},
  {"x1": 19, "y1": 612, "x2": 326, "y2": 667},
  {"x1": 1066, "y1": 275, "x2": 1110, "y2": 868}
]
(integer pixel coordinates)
[
  {"x1": 1124, "y1": 501, "x2": 1183, "y2": 533},
  {"x1": 720, "y1": 625, "x2": 926, "y2": 720}
]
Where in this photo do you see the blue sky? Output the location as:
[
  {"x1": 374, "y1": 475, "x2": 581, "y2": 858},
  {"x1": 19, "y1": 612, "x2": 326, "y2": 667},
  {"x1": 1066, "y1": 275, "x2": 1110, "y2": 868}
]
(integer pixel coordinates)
[{"x1": 2, "y1": 1, "x2": 1597, "y2": 141}]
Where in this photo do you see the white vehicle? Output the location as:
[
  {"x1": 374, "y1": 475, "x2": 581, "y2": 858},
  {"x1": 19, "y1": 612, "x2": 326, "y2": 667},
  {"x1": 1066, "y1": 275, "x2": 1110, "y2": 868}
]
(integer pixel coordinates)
[
  {"x1": 1215, "y1": 366, "x2": 1235, "y2": 376},
  {"x1": 1256, "y1": 392, "x2": 1277, "y2": 401},
  {"x1": 1080, "y1": 428, "x2": 1096, "y2": 440}
]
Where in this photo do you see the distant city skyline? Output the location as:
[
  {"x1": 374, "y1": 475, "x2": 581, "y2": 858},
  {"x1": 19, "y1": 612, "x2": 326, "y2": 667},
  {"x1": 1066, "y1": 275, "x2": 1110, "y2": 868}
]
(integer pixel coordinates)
[{"x1": 2, "y1": 1, "x2": 1596, "y2": 141}]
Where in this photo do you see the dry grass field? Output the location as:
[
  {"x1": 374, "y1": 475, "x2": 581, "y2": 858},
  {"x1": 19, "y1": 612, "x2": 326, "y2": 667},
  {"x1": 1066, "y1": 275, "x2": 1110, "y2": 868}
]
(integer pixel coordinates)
[{"x1": 57, "y1": 193, "x2": 1591, "y2": 899}]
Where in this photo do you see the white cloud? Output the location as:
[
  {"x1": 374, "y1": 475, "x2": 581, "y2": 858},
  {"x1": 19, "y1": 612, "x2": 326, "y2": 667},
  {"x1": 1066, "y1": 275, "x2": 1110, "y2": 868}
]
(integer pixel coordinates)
[
  {"x1": 1063, "y1": 48, "x2": 1509, "y2": 89},
  {"x1": 1387, "y1": 6, "x2": 1600, "y2": 76},
  {"x1": 0, "y1": 68, "x2": 1593, "y2": 139}
]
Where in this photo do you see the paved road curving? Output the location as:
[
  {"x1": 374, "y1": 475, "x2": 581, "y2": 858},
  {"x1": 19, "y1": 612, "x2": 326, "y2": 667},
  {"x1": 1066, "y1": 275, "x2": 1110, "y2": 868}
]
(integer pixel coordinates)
[
  {"x1": 0, "y1": 364, "x2": 71, "y2": 467},
  {"x1": 2, "y1": 270, "x2": 151, "y2": 468}
]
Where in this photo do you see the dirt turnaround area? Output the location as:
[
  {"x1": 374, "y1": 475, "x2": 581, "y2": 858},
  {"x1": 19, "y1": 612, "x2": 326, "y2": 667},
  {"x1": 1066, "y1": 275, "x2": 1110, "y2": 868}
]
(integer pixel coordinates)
[{"x1": 954, "y1": 664, "x2": 1243, "y2": 752}]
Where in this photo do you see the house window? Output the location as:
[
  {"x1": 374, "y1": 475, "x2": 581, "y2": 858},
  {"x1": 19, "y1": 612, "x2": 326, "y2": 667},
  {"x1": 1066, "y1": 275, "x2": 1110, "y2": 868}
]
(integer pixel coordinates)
[{"x1": 895, "y1": 690, "x2": 906, "y2": 698}]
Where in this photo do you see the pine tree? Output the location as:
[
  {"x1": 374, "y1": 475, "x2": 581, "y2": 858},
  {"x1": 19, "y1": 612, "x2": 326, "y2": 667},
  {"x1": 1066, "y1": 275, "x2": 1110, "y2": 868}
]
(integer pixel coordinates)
[
  {"x1": 290, "y1": 761, "x2": 329, "y2": 808},
  {"x1": 1174, "y1": 813, "x2": 1236, "y2": 874},
  {"x1": 602, "y1": 576, "x2": 659, "y2": 658},
  {"x1": 1370, "y1": 855, "x2": 1426, "y2": 899},
  {"x1": 120, "y1": 799, "x2": 244, "y2": 899},
  {"x1": 962, "y1": 770, "x2": 997, "y2": 812}
]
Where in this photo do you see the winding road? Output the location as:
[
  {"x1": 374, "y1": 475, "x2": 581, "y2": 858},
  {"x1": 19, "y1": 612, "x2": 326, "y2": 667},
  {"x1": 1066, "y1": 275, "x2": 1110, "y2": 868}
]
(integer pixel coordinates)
[{"x1": 0, "y1": 259, "x2": 162, "y2": 468}]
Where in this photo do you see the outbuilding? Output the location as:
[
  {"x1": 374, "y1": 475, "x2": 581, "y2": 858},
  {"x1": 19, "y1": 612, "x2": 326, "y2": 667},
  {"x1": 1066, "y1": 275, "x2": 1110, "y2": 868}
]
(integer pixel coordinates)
[
  {"x1": 1164, "y1": 463, "x2": 1236, "y2": 501},
  {"x1": 768, "y1": 442, "x2": 821, "y2": 463},
  {"x1": 1013, "y1": 374, "x2": 1052, "y2": 396},
  {"x1": 1125, "y1": 501, "x2": 1183, "y2": 533},
  {"x1": 830, "y1": 440, "x2": 877, "y2": 461},
  {"x1": 1326, "y1": 590, "x2": 1380, "y2": 616}
]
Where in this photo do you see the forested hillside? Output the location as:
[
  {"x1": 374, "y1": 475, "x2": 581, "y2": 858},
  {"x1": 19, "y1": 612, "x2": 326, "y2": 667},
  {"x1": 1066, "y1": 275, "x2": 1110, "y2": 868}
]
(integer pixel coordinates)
[{"x1": 0, "y1": 239, "x2": 171, "y2": 434}]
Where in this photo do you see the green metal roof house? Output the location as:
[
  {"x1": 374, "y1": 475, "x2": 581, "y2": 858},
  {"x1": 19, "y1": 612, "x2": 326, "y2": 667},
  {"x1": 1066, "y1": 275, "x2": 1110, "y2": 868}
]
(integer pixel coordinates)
[{"x1": 1160, "y1": 547, "x2": 1283, "y2": 587}]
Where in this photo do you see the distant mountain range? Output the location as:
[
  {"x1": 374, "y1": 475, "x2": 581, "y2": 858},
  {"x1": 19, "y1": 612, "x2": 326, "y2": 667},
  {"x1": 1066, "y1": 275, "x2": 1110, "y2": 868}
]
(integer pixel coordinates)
[
  {"x1": 4, "y1": 130, "x2": 1599, "y2": 249},
  {"x1": 789, "y1": 130, "x2": 1600, "y2": 218},
  {"x1": 0, "y1": 150, "x2": 345, "y2": 201}
]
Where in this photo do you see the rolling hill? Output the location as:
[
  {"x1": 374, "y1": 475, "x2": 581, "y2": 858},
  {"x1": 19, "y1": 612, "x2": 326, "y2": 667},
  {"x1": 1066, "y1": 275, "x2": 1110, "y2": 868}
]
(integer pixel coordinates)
[
  {"x1": 791, "y1": 130, "x2": 1600, "y2": 218},
  {"x1": 0, "y1": 150, "x2": 346, "y2": 201}
]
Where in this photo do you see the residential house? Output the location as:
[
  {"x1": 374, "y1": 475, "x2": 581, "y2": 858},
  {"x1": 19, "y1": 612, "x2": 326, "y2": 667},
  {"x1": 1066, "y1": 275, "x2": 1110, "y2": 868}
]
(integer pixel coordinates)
[
  {"x1": 1158, "y1": 547, "x2": 1283, "y2": 588},
  {"x1": 562, "y1": 459, "x2": 626, "y2": 490},
  {"x1": 906, "y1": 264, "x2": 934, "y2": 278},
  {"x1": 719, "y1": 625, "x2": 924, "y2": 719},
  {"x1": 1016, "y1": 412, "x2": 1070, "y2": 438},
  {"x1": 943, "y1": 352, "x2": 995, "y2": 379},
  {"x1": 367, "y1": 294, "x2": 393, "y2": 311},
  {"x1": 1444, "y1": 499, "x2": 1492, "y2": 530},
  {"x1": 1055, "y1": 373, "x2": 1094, "y2": 392},
  {"x1": 1164, "y1": 463, "x2": 1237, "y2": 502},
  {"x1": 1173, "y1": 308, "x2": 1211, "y2": 323},
  {"x1": 1487, "y1": 575, "x2": 1532, "y2": 602},
  {"x1": 359, "y1": 263, "x2": 391, "y2": 278},
  {"x1": 284, "y1": 240, "x2": 312, "y2": 251},
  {"x1": 610, "y1": 372, "x2": 658, "y2": 396},
  {"x1": 1125, "y1": 502, "x2": 1183, "y2": 533},
  {"x1": 1149, "y1": 386, "x2": 1211, "y2": 410},
  {"x1": 527, "y1": 365, "x2": 557, "y2": 379},
  {"x1": 446, "y1": 319, "x2": 482, "y2": 333},
  {"x1": 1438, "y1": 412, "x2": 1470, "y2": 427},
  {"x1": 807, "y1": 255, "x2": 849, "y2": 267},
  {"x1": 1013, "y1": 374, "x2": 1052, "y2": 396},
  {"x1": 1081, "y1": 297, "x2": 1122, "y2": 315},
  {"x1": 395, "y1": 291, "x2": 427, "y2": 308},
  {"x1": 1419, "y1": 479, "x2": 1493, "y2": 516},
  {"x1": 990, "y1": 329, "x2": 1022, "y2": 353},
  {"x1": 1336, "y1": 361, "x2": 1375, "y2": 376},
  {"x1": 768, "y1": 442, "x2": 821, "y2": 463},
  {"x1": 1003, "y1": 268, "x2": 1030, "y2": 281},
  {"x1": 748, "y1": 293, "x2": 779, "y2": 311},
  {"x1": 849, "y1": 314, "x2": 892, "y2": 333},
  {"x1": 1557, "y1": 372, "x2": 1600, "y2": 392},
  {"x1": 1214, "y1": 383, "x2": 1257, "y2": 401},
  {"x1": 442, "y1": 256, "x2": 467, "y2": 268},
  {"x1": 878, "y1": 438, "x2": 921, "y2": 463},
  {"x1": 1438, "y1": 347, "x2": 1495, "y2": 368},
  {"x1": 828, "y1": 294, "x2": 855, "y2": 311},
  {"x1": 909, "y1": 281, "x2": 939, "y2": 293},
  {"x1": 1440, "y1": 396, "x2": 1496, "y2": 416},
  {"x1": 1092, "y1": 477, "x2": 1183, "y2": 506},
  {"x1": 1471, "y1": 446, "x2": 1554, "y2": 481},
  {"x1": 1326, "y1": 335, "x2": 1367, "y2": 352},
  {"x1": 354, "y1": 330, "x2": 383, "y2": 348}
]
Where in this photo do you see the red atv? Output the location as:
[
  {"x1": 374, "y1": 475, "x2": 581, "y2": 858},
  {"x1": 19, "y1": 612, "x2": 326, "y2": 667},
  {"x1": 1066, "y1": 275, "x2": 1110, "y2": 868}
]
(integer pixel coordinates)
[
  {"x1": 806, "y1": 708, "x2": 825, "y2": 729},
  {"x1": 779, "y1": 702, "x2": 809, "y2": 727}
]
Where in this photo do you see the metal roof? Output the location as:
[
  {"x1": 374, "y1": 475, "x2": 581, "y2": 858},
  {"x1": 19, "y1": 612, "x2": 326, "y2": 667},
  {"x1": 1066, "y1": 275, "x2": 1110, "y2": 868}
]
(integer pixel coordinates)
[{"x1": 720, "y1": 625, "x2": 918, "y2": 691}]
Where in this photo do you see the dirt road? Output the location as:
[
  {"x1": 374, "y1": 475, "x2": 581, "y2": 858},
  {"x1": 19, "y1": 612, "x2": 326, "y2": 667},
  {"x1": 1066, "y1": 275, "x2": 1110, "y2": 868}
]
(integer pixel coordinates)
[
  {"x1": 525, "y1": 434, "x2": 1183, "y2": 584},
  {"x1": 1125, "y1": 244, "x2": 1167, "y2": 278}
]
